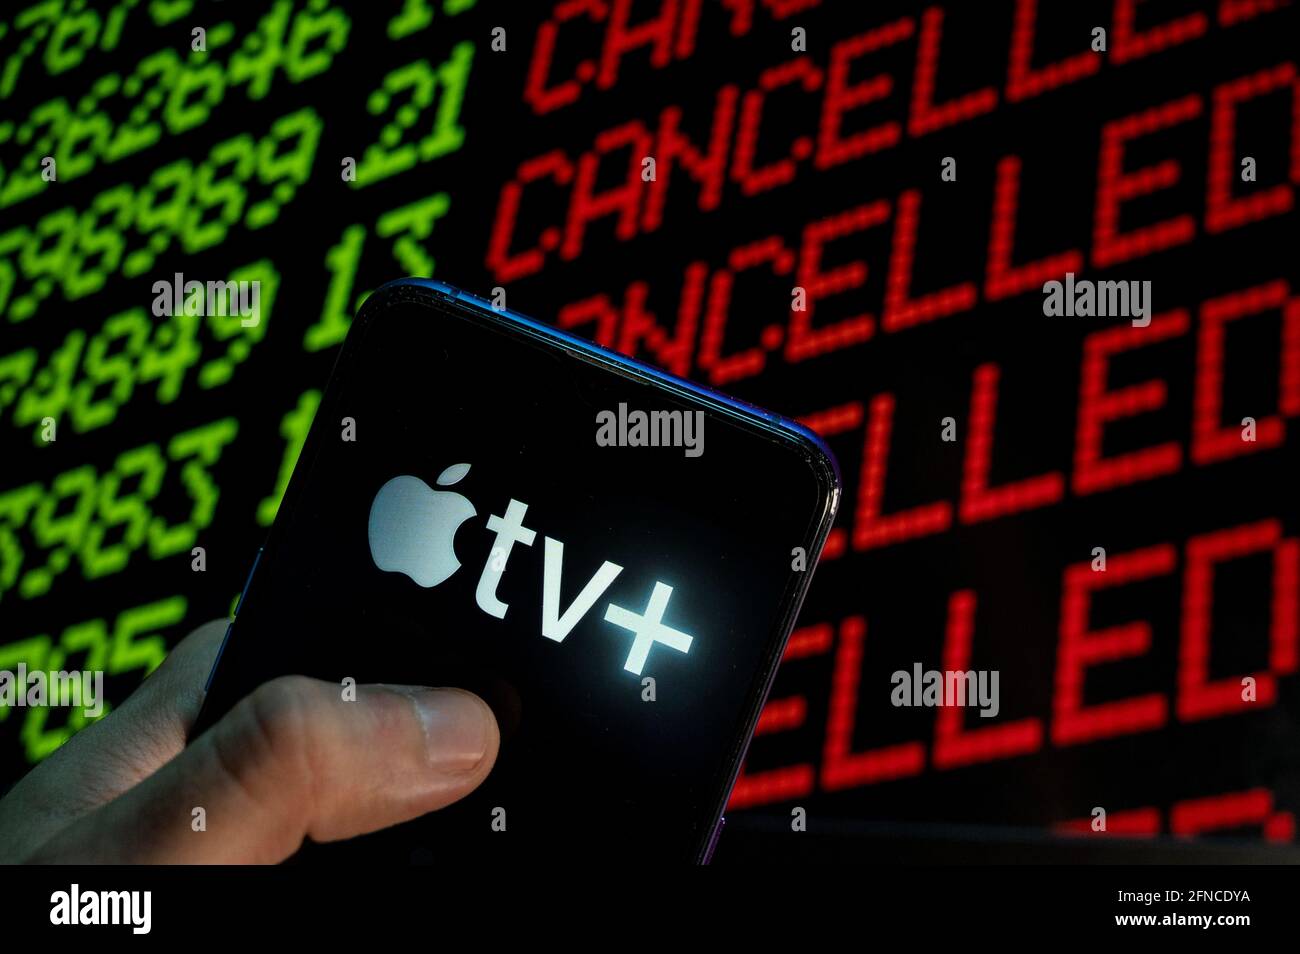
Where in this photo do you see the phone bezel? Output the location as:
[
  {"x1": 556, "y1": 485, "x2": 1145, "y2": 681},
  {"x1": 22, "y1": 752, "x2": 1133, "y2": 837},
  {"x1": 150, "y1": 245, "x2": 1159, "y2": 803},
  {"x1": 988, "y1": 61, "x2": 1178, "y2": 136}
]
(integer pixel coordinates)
[{"x1": 199, "y1": 278, "x2": 841, "y2": 863}]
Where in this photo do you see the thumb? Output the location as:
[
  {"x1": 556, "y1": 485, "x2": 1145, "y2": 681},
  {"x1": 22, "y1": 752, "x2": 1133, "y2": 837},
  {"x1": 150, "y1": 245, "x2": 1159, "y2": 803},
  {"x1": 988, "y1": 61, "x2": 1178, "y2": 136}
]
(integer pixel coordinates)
[{"x1": 28, "y1": 676, "x2": 499, "y2": 863}]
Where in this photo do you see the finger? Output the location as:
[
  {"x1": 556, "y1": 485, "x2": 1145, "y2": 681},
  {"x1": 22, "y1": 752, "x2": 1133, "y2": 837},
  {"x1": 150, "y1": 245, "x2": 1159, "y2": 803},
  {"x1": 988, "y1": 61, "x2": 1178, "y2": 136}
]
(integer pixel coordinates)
[
  {"x1": 29, "y1": 676, "x2": 499, "y2": 864},
  {"x1": 73, "y1": 618, "x2": 230, "y2": 781},
  {"x1": 0, "y1": 619, "x2": 227, "y2": 862}
]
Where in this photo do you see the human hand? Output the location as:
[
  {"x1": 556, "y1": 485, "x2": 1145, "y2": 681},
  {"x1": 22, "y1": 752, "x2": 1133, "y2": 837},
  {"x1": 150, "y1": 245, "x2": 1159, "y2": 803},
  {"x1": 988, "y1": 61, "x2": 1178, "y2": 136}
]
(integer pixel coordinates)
[{"x1": 0, "y1": 620, "x2": 499, "y2": 863}]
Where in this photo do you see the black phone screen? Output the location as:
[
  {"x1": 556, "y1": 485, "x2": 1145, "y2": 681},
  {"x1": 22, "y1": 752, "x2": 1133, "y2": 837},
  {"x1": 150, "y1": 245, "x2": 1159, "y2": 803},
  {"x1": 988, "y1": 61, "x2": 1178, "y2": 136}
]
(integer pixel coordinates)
[{"x1": 195, "y1": 283, "x2": 837, "y2": 862}]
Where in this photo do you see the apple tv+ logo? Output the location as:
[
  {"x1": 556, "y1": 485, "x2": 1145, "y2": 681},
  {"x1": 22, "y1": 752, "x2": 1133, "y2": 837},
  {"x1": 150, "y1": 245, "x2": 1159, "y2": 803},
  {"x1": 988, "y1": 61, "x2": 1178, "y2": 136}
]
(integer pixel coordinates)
[
  {"x1": 367, "y1": 464, "x2": 694, "y2": 676},
  {"x1": 368, "y1": 465, "x2": 475, "y2": 587}
]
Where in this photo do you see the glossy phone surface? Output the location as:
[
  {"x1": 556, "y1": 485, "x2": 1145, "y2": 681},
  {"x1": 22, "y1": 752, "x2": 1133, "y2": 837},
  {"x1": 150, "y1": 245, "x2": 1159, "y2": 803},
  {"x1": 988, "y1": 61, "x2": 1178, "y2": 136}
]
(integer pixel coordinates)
[{"x1": 194, "y1": 279, "x2": 839, "y2": 863}]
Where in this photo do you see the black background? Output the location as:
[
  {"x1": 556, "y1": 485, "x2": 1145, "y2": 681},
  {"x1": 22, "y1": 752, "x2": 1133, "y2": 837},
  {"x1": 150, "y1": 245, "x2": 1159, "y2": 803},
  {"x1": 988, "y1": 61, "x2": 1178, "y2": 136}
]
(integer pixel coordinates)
[{"x1": 2, "y1": 0, "x2": 1298, "y2": 859}]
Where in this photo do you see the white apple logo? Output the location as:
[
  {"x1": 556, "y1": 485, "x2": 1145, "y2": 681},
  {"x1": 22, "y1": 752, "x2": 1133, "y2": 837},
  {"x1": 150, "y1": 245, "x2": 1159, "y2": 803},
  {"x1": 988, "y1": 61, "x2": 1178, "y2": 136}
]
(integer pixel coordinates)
[{"x1": 368, "y1": 463, "x2": 476, "y2": 587}]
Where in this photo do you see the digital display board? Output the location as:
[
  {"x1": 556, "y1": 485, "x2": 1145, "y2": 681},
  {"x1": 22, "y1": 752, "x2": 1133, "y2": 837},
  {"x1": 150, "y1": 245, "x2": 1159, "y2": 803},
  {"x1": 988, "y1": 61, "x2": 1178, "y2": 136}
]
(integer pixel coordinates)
[{"x1": 1, "y1": 0, "x2": 1297, "y2": 850}]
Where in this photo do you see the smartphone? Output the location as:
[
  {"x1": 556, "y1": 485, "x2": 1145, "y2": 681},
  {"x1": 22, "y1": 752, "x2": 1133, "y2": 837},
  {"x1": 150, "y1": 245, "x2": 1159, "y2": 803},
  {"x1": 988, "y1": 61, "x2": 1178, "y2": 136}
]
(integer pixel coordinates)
[{"x1": 193, "y1": 278, "x2": 840, "y2": 863}]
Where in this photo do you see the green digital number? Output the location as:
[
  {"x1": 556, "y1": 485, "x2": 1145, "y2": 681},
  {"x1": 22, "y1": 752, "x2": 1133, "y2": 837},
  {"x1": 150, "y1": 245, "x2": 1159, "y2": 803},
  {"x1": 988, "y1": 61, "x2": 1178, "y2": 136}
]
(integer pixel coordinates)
[
  {"x1": 352, "y1": 42, "x2": 473, "y2": 188},
  {"x1": 199, "y1": 260, "x2": 277, "y2": 388},
  {"x1": 57, "y1": 105, "x2": 111, "y2": 182},
  {"x1": 68, "y1": 307, "x2": 149, "y2": 432},
  {"x1": 284, "y1": 0, "x2": 350, "y2": 84},
  {"x1": 257, "y1": 389, "x2": 321, "y2": 526},
  {"x1": 139, "y1": 311, "x2": 199, "y2": 402},
  {"x1": 63, "y1": 183, "x2": 134, "y2": 300},
  {"x1": 423, "y1": 41, "x2": 473, "y2": 159},
  {"x1": 164, "y1": 42, "x2": 229, "y2": 136},
  {"x1": 181, "y1": 134, "x2": 254, "y2": 252},
  {"x1": 246, "y1": 107, "x2": 322, "y2": 228},
  {"x1": 0, "y1": 636, "x2": 51, "y2": 723},
  {"x1": 376, "y1": 191, "x2": 450, "y2": 276},
  {"x1": 356, "y1": 59, "x2": 437, "y2": 183},
  {"x1": 0, "y1": 415, "x2": 240, "y2": 603},
  {"x1": 20, "y1": 464, "x2": 97, "y2": 599},
  {"x1": 2, "y1": 101, "x2": 328, "y2": 315},
  {"x1": 0, "y1": 98, "x2": 69, "y2": 210},
  {"x1": 44, "y1": 5, "x2": 101, "y2": 76},
  {"x1": 123, "y1": 157, "x2": 191, "y2": 277},
  {"x1": 110, "y1": 595, "x2": 186, "y2": 678},
  {"x1": 0, "y1": 226, "x2": 29, "y2": 319},
  {"x1": 13, "y1": 329, "x2": 83, "y2": 439},
  {"x1": 228, "y1": 0, "x2": 291, "y2": 100},
  {"x1": 1, "y1": 3, "x2": 62, "y2": 100},
  {"x1": 100, "y1": 0, "x2": 144, "y2": 52},
  {"x1": 28, "y1": 618, "x2": 112, "y2": 758},
  {"x1": 303, "y1": 223, "x2": 365, "y2": 352},
  {"x1": 103, "y1": 49, "x2": 177, "y2": 163},
  {"x1": 148, "y1": 417, "x2": 238, "y2": 557},
  {"x1": 13, "y1": 205, "x2": 76, "y2": 320},
  {"x1": 80, "y1": 443, "x2": 166, "y2": 578},
  {"x1": 0, "y1": 483, "x2": 42, "y2": 603},
  {"x1": 56, "y1": 73, "x2": 117, "y2": 182},
  {"x1": 0, "y1": 348, "x2": 37, "y2": 417},
  {"x1": 1, "y1": 594, "x2": 187, "y2": 762}
]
